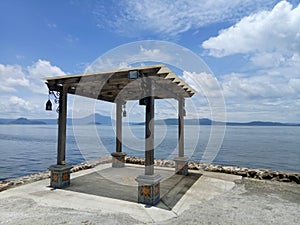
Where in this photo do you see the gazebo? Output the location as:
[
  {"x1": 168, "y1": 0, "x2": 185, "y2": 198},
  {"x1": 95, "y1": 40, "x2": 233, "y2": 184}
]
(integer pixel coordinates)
[{"x1": 44, "y1": 64, "x2": 196, "y2": 205}]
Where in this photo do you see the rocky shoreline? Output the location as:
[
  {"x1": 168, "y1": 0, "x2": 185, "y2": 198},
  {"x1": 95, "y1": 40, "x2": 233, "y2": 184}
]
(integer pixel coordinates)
[
  {"x1": 1, "y1": 155, "x2": 299, "y2": 192},
  {"x1": 0, "y1": 156, "x2": 112, "y2": 192},
  {"x1": 126, "y1": 156, "x2": 300, "y2": 184}
]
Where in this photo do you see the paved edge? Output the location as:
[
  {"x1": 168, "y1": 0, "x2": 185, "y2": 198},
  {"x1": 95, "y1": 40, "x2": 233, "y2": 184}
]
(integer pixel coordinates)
[{"x1": 0, "y1": 163, "x2": 241, "y2": 223}]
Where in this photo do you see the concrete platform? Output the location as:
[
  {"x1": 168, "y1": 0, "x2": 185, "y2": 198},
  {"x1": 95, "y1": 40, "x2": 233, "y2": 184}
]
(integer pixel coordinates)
[
  {"x1": 0, "y1": 164, "x2": 237, "y2": 223},
  {"x1": 66, "y1": 165, "x2": 201, "y2": 210},
  {"x1": 1, "y1": 163, "x2": 299, "y2": 224}
]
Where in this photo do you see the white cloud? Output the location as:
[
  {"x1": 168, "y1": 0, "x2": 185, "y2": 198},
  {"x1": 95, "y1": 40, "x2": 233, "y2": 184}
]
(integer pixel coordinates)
[
  {"x1": 0, "y1": 95, "x2": 40, "y2": 117},
  {"x1": 27, "y1": 59, "x2": 66, "y2": 94},
  {"x1": 199, "y1": 1, "x2": 300, "y2": 122},
  {"x1": 219, "y1": 71, "x2": 300, "y2": 122},
  {"x1": 182, "y1": 71, "x2": 223, "y2": 98},
  {"x1": 64, "y1": 34, "x2": 79, "y2": 44},
  {"x1": 221, "y1": 73, "x2": 297, "y2": 99},
  {"x1": 47, "y1": 23, "x2": 57, "y2": 29},
  {"x1": 94, "y1": 0, "x2": 277, "y2": 37},
  {"x1": 86, "y1": 45, "x2": 173, "y2": 73},
  {"x1": 202, "y1": 1, "x2": 300, "y2": 57},
  {"x1": 0, "y1": 60, "x2": 66, "y2": 118},
  {"x1": 0, "y1": 60, "x2": 64, "y2": 94},
  {"x1": 9, "y1": 96, "x2": 32, "y2": 110},
  {"x1": 0, "y1": 64, "x2": 29, "y2": 92},
  {"x1": 85, "y1": 38, "x2": 299, "y2": 123},
  {"x1": 250, "y1": 52, "x2": 286, "y2": 68},
  {"x1": 289, "y1": 78, "x2": 300, "y2": 92},
  {"x1": 27, "y1": 59, "x2": 65, "y2": 80}
]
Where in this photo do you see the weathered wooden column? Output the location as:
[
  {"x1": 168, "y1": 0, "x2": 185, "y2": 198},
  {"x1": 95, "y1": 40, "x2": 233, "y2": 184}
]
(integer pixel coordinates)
[
  {"x1": 57, "y1": 86, "x2": 67, "y2": 165},
  {"x1": 136, "y1": 78, "x2": 162, "y2": 205},
  {"x1": 116, "y1": 99, "x2": 122, "y2": 153},
  {"x1": 174, "y1": 97, "x2": 189, "y2": 175},
  {"x1": 111, "y1": 99, "x2": 126, "y2": 167},
  {"x1": 49, "y1": 85, "x2": 73, "y2": 188},
  {"x1": 145, "y1": 95, "x2": 155, "y2": 175},
  {"x1": 178, "y1": 97, "x2": 184, "y2": 158}
]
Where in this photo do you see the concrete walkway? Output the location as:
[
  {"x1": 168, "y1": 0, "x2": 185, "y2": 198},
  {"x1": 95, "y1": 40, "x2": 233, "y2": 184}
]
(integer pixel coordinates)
[{"x1": 0, "y1": 163, "x2": 299, "y2": 224}]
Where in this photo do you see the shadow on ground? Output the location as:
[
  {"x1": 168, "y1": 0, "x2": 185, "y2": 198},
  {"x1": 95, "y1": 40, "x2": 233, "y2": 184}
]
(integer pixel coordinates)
[{"x1": 65, "y1": 166, "x2": 201, "y2": 210}]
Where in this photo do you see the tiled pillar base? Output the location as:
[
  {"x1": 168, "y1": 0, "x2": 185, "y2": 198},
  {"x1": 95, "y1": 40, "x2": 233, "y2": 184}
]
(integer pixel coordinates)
[
  {"x1": 111, "y1": 152, "x2": 127, "y2": 168},
  {"x1": 48, "y1": 164, "x2": 73, "y2": 188},
  {"x1": 135, "y1": 174, "x2": 162, "y2": 206},
  {"x1": 174, "y1": 157, "x2": 189, "y2": 175}
]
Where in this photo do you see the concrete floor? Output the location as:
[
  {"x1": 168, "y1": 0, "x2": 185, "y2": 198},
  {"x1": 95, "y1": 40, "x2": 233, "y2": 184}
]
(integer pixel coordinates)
[
  {"x1": 66, "y1": 165, "x2": 201, "y2": 210},
  {"x1": 1, "y1": 163, "x2": 299, "y2": 224}
]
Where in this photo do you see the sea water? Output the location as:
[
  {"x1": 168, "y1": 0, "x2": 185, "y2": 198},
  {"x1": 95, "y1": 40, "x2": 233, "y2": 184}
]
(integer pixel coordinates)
[{"x1": 0, "y1": 124, "x2": 299, "y2": 180}]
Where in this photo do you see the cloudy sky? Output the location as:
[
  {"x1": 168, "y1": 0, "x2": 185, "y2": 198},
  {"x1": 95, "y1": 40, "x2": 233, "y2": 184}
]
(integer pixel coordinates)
[{"x1": 0, "y1": 0, "x2": 299, "y2": 123}]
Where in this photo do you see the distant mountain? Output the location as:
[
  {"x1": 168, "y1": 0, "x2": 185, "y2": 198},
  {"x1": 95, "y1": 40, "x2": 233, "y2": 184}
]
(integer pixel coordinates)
[
  {"x1": 133, "y1": 118, "x2": 300, "y2": 126},
  {"x1": 9, "y1": 118, "x2": 46, "y2": 125},
  {"x1": 0, "y1": 113, "x2": 112, "y2": 125},
  {"x1": 153, "y1": 118, "x2": 212, "y2": 125},
  {"x1": 0, "y1": 114, "x2": 299, "y2": 126},
  {"x1": 71, "y1": 113, "x2": 112, "y2": 125},
  {"x1": 225, "y1": 121, "x2": 292, "y2": 126},
  {"x1": 41, "y1": 113, "x2": 113, "y2": 125},
  {"x1": 0, "y1": 118, "x2": 13, "y2": 124}
]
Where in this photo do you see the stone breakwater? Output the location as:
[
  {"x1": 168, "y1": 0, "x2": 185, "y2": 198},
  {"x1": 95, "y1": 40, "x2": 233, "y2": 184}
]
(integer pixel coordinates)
[
  {"x1": 0, "y1": 156, "x2": 111, "y2": 192},
  {"x1": 125, "y1": 156, "x2": 300, "y2": 184},
  {"x1": 1, "y1": 155, "x2": 299, "y2": 192}
]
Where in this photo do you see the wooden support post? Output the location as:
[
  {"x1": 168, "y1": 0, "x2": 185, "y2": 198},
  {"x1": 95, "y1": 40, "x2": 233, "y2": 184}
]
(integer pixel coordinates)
[
  {"x1": 178, "y1": 97, "x2": 184, "y2": 157},
  {"x1": 111, "y1": 99, "x2": 126, "y2": 167},
  {"x1": 136, "y1": 78, "x2": 162, "y2": 205},
  {"x1": 116, "y1": 100, "x2": 122, "y2": 153},
  {"x1": 49, "y1": 85, "x2": 72, "y2": 189},
  {"x1": 57, "y1": 86, "x2": 68, "y2": 165},
  {"x1": 174, "y1": 97, "x2": 189, "y2": 175},
  {"x1": 145, "y1": 95, "x2": 154, "y2": 175}
]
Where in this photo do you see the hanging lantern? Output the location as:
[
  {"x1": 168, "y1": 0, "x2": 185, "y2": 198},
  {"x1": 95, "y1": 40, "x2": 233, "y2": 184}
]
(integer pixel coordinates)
[
  {"x1": 128, "y1": 70, "x2": 139, "y2": 79},
  {"x1": 122, "y1": 103, "x2": 127, "y2": 117},
  {"x1": 46, "y1": 99, "x2": 52, "y2": 111}
]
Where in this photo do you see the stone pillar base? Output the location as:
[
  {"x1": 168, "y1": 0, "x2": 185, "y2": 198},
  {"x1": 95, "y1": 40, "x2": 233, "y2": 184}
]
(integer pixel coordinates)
[
  {"x1": 136, "y1": 174, "x2": 162, "y2": 206},
  {"x1": 48, "y1": 164, "x2": 73, "y2": 188},
  {"x1": 174, "y1": 157, "x2": 189, "y2": 175},
  {"x1": 111, "y1": 152, "x2": 127, "y2": 168}
]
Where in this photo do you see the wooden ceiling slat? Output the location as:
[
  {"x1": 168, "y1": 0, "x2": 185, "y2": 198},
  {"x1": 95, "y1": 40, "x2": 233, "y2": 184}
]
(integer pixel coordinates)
[{"x1": 45, "y1": 64, "x2": 196, "y2": 102}]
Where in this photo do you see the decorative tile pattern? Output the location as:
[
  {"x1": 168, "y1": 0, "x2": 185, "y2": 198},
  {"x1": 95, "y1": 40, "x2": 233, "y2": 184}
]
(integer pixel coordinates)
[
  {"x1": 178, "y1": 164, "x2": 183, "y2": 170},
  {"x1": 62, "y1": 172, "x2": 69, "y2": 181},
  {"x1": 154, "y1": 184, "x2": 159, "y2": 195},
  {"x1": 52, "y1": 173, "x2": 58, "y2": 182},
  {"x1": 49, "y1": 165, "x2": 72, "y2": 188},
  {"x1": 140, "y1": 186, "x2": 151, "y2": 197}
]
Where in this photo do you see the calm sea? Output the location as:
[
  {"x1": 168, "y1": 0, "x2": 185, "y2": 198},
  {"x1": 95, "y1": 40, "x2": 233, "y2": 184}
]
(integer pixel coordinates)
[{"x1": 0, "y1": 124, "x2": 299, "y2": 180}]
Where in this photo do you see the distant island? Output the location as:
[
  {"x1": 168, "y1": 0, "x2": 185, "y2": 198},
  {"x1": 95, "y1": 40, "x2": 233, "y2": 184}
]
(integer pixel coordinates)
[
  {"x1": 0, "y1": 114, "x2": 299, "y2": 126},
  {"x1": 4, "y1": 118, "x2": 46, "y2": 125},
  {"x1": 132, "y1": 118, "x2": 300, "y2": 126},
  {"x1": 0, "y1": 113, "x2": 112, "y2": 125}
]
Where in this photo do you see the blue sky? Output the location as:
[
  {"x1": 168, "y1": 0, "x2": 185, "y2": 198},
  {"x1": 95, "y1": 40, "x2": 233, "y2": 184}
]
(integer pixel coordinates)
[{"x1": 0, "y1": 0, "x2": 300, "y2": 122}]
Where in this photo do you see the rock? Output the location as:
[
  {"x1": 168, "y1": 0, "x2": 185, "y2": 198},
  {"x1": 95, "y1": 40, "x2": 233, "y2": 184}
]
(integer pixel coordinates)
[
  {"x1": 279, "y1": 178, "x2": 291, "y2": 182},
  {"x1": 288, "y1": 174, "x2": 300, "y2": 184},
  {"x1": 261, "y1": 171, "x2": 273, "y2": 180},
  {"x1": 237, "y1": 171, "x2": 247, "y2": 177},
  {"x1": 247, "y1": 170, "x2": 258, "y2": 178},
  {"x1": 188, "y1": 162, "x2": 199, "y2": 170}
]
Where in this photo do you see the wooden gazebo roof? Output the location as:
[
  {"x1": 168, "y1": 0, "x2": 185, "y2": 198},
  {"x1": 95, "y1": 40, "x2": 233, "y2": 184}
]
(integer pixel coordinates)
[{"x1": 44, "y1": 64, "x2": 196, "y2": 102}]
